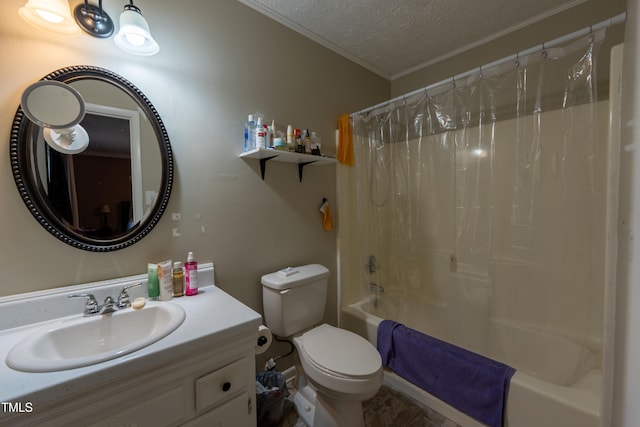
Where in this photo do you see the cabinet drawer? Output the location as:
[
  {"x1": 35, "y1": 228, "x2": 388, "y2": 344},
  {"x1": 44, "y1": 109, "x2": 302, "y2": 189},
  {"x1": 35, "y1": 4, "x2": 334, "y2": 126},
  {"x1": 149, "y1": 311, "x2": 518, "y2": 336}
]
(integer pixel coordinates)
[
  {"x1": 195, "y1": 357, "x2": 250, "y2": 413},
  {"x1": 183, "y1": 392, "x2": 252, "y2": 427}
]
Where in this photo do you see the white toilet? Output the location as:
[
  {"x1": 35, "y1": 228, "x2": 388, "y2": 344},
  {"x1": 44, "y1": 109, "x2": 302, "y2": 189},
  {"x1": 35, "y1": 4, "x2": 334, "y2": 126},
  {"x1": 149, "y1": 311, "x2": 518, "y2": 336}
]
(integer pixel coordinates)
[{"x1": 261, "y1": 264, "x2": 383, "y2": 427}]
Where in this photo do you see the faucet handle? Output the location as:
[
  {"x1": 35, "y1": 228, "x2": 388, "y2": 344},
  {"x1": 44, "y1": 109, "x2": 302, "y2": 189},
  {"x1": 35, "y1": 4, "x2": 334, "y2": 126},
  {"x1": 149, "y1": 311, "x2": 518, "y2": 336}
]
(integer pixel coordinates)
[
  {"x1": 117, "y1": 282, "x2": 143, "y2": 309},
  {"x1": 69, "y1": 293, "x2": 100, "y2": 316}
]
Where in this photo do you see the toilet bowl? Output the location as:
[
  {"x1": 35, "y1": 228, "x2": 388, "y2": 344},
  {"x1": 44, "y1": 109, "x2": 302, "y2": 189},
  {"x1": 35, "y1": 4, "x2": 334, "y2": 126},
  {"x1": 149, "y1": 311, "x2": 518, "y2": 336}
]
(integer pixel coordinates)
[
  {"x1": 292, "y1": 325, "x2": 382, "y2": 427},
  {"x1": 261, "y1": 265, "x2": 383, "y2": 427}
]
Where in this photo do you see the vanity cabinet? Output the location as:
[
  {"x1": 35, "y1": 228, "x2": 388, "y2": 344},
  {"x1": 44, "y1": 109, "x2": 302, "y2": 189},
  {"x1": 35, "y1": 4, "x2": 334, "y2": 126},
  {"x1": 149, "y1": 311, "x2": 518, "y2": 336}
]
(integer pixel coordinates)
[
  {"x1": 0, "y1": 269, "x2": 261, "y2": 427},
  {"x1": 4, "y1": 343, "x2": 256, "y2": 427}
]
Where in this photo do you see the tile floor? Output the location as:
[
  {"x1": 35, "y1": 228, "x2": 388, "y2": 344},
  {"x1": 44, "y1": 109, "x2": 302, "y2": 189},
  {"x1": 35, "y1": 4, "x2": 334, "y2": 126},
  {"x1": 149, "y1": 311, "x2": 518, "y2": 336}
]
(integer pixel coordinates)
[{"x1": 279, "y1": 384, "x2": 461, "y2": 427}]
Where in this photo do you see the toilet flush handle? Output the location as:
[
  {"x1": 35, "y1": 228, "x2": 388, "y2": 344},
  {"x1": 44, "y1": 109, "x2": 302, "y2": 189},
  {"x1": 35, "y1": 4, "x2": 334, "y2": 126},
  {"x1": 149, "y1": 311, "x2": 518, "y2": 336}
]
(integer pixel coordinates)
[{"x1": 280, "y1": 289, "x2": 290, "y2": 295}]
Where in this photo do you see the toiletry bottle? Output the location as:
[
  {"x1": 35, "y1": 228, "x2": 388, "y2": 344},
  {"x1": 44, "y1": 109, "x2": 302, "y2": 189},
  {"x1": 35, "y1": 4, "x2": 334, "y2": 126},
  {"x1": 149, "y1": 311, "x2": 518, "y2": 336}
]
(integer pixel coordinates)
[
  {"x1": 172, "y1": 261, "x2": 184, "y2": 297},
  {"x1": 271, "y1": 120, "x2": 276, "y2": 143},
  {"x1": 185, "y1": 252, "x2": 199, "y2": 296},
  {"x1": 304, "y1": 129, "x2": 312, "y2": 154},
  {"x1": 244, "y1": 114, "x2": 256, "y2": 152},
  {"x1": 295, "y1": 129, "x2": 304, "y2": 153},
  {"x1": 148, "y1": 263, "x2": 159, "y2": 300},
  {"x1": 263, "y1": 123, "x2": 271, "y2": 148},
  {"x1": 286, "y1": 125, "x2": 294, "y2": 148},
  {"x1": 311, "y1": 132, "x2": 321, "y2": 155},
  {"x1": 158, "y1": 260, "x2": 173, "y2": 301},
  {"x1": 256, "y1": 117, "x2": 266, "y2": 149}
]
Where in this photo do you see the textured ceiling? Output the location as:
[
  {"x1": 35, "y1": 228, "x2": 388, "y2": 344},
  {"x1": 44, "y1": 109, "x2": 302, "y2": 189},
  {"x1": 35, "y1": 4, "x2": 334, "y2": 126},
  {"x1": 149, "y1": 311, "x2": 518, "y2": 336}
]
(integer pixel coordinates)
[{"x1": 238, "y1": 0, "x2": 585, "y2": 79}]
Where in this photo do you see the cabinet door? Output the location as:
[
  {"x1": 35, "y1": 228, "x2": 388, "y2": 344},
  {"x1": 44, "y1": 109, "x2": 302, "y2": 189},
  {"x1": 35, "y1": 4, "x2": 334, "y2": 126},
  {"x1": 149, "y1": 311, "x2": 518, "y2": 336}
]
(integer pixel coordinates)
[
  {"x1": 184, "y1": 392, "x2": 254, "y2": 427},
  {"x1": 87, "y1": 385, "x2": 187, "y2": 427}
]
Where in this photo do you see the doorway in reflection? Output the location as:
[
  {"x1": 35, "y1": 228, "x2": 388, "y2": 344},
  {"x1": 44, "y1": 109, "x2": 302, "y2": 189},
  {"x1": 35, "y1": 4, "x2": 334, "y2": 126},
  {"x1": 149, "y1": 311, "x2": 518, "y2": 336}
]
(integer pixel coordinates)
[{"x1": 42, "y1": 108, "x2": 140, "y2": 239}]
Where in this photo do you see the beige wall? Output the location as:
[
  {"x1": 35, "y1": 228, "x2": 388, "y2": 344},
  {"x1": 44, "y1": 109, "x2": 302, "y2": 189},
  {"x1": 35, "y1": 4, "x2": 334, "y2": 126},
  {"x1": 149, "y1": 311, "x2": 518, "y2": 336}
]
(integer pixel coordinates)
[{"x1": 0, "y1": 0, "x2": 389, "y2": 333}]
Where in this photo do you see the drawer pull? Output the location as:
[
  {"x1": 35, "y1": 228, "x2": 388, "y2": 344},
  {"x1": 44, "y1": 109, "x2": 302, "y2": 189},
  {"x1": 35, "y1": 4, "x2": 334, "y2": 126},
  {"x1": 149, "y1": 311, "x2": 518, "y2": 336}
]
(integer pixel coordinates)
[{"x1": 222, "y1": 382, "x2": 231, "y2": 392}]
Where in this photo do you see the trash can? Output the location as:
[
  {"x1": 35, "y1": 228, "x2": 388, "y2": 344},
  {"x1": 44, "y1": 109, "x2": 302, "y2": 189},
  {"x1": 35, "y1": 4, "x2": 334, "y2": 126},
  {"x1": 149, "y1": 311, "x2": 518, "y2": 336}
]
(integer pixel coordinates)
[{"x1": 256, "y1": 370, "x2": 288, "y2": 427}]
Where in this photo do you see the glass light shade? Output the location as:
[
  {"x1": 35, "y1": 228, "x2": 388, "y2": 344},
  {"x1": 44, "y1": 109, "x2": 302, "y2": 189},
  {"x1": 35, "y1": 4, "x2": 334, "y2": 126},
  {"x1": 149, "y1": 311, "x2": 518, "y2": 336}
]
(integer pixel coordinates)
[
  {"x1": 114, "y1": 8, "x2": 159, "y2": 56},
  {"x1": 19, "y1": 0, "x2": 79, "y2": 35}
]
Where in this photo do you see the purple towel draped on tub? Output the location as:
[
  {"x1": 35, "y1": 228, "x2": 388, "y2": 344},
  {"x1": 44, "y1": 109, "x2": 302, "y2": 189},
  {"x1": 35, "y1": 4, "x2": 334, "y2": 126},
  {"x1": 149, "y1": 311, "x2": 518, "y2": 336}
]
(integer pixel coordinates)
[{"x1": 377, "y1": 320, "x2": 515, "y2": 427}]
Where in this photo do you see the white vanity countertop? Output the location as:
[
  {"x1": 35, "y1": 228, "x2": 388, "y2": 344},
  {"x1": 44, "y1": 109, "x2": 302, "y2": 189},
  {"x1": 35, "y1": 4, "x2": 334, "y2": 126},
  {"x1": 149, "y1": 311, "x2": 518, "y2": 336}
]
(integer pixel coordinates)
[{"x1": 0, "y1": 264, "x2": 262, "y2": 409}]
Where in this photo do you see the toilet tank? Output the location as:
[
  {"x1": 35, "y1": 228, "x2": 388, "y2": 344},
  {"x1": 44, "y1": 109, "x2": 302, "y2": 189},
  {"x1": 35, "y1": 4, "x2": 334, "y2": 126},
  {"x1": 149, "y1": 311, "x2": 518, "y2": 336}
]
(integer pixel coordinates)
[{"x1": 261, "y1": 264, "x2": 329, "y2": 337}]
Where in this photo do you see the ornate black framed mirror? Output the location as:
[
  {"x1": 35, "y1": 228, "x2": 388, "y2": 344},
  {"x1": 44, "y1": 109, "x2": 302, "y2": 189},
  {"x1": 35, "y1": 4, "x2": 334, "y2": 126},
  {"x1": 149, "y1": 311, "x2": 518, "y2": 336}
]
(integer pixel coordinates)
[{"x1": 10, "y1": 65, "x2": 173, "y2": 252}]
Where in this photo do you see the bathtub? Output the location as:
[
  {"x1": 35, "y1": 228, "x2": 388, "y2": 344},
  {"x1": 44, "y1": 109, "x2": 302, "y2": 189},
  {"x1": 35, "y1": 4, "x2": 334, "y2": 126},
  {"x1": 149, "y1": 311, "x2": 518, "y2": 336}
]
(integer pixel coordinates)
[{"x1": 341, "y1": 296, "x2": 602, "y2": 427}]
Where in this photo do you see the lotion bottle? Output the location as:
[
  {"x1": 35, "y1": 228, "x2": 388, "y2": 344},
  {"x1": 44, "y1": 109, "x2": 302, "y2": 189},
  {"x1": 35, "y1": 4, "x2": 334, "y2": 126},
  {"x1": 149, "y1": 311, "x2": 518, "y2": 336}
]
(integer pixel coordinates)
[{"x1": 185, "y1": 252, "x2": 199, "y2": 296}]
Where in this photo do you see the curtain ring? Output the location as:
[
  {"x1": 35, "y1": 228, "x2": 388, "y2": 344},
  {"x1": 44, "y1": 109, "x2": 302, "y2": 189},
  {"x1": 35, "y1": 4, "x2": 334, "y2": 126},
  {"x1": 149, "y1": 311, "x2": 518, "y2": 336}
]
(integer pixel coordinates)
[
  {"x1": 515, "y1": 52, "x2": 520, "y2": 69},
  {"x1": 479, "y1": 65, "x2": 483, "y2": 79},
  {"x1": 451, "y1": 76, "x2": 456, "y2": 89},
  {"x1": 542, "y1": 42, "x2": 548, "y2": 59}
]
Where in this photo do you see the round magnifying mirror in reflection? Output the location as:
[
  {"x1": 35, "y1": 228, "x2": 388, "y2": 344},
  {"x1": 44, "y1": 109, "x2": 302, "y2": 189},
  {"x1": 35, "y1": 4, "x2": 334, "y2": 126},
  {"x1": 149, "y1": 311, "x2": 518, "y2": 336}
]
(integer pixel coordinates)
[
  {"x1": 21, "y1": 81, "x2": 90, "y2": 155},
  {"x1": 10, "y1": 66, "x2": 173, "y2": 252}
]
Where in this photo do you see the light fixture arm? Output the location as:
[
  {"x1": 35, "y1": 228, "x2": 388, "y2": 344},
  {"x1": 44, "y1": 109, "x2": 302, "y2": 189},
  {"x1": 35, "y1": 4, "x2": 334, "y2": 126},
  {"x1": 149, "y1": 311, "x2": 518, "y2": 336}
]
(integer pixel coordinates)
[
  {"x1": 79, "y1": 0, "x2": 107, "y2": 23},
  {"x1": 124, "y1": 0, "x2": 141, "y2": 14},
  {"x1": 74, "y1": 0, "x2": 114, "y2": 38}
]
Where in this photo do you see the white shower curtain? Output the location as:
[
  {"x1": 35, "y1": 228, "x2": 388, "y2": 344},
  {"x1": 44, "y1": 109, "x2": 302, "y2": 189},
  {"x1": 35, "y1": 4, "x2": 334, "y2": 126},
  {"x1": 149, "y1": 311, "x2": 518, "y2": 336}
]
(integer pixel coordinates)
[{"x1": 349, "y1": 28, "x2": 608, "y2": 385}]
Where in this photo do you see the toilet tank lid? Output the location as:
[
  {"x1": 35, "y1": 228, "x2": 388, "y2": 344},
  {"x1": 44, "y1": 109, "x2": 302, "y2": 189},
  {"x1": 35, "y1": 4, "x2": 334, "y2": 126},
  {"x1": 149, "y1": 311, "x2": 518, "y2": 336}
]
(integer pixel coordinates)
[{"x1": 261, "y1": 264, "x2": 329, "y2": 290}]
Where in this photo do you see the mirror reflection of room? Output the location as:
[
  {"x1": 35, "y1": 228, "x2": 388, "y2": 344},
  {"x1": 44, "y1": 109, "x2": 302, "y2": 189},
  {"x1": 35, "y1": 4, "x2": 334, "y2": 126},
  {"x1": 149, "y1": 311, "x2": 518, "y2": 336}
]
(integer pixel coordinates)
[{"x1": 39, "y1": 111, "x2": 134, "y2": 238}]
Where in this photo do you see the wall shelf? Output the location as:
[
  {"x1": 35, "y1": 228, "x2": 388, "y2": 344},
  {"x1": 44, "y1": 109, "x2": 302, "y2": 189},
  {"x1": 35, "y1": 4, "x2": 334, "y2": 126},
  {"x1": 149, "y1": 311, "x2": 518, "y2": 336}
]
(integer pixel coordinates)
[{"x1": 240, "y1": 148, "x2": 337, "y2": 182}]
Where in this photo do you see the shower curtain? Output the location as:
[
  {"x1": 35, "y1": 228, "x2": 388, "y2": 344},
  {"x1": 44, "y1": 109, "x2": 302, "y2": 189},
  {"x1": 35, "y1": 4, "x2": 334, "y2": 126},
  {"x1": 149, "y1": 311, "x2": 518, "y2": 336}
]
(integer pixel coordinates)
[{"x1": 350, "y1": 29, "x2": 608, "y2": 385}]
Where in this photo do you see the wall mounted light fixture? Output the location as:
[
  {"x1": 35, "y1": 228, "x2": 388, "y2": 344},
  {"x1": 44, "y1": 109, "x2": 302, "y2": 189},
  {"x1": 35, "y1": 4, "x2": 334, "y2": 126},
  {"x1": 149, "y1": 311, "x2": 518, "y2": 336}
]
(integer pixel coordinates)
[
  {"x1": 18, "y1": 0, "x2": 79, "y2": 35},
  {"x1": 73, "y1": 0, "x2": 114, "y2": 38},
  {"x1": 19, "y1": 0, "x2": 160, "y2": 56},
  {"x1": 114, "y1": 1, "x2": 160, "y2": 56}
]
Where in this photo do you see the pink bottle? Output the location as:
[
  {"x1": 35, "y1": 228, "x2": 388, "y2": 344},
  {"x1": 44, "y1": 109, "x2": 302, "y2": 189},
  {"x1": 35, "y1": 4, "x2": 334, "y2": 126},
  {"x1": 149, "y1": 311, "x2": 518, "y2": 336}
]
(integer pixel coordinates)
[{"x1": 185, "y1": 252, "x2": 199, "y2": 296}]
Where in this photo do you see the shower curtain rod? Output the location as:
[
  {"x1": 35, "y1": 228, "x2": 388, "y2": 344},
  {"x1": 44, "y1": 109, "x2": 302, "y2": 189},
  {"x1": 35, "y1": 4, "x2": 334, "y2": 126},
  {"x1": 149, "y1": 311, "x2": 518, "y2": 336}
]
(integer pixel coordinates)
[{"x1": 351, "y1": 12, "x2": 627, "y2": 117}]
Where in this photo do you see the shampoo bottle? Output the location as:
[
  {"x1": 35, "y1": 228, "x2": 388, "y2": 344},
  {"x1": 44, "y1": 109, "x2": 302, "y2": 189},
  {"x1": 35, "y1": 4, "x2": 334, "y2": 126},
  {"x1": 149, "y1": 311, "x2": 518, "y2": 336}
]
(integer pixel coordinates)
[{"x1": 185, "y1": 252, "x2": 199, "y2": 296}]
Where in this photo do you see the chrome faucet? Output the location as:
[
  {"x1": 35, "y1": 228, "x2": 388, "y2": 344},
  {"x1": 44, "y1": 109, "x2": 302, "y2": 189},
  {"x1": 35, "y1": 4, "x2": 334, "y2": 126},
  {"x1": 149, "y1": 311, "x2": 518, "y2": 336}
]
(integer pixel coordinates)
[
  {"x1": 116, "y1": 283, "x2": 143, "y2": 309},
  {"x1": 69, "y1": 283, "x2": 143, "y2": 316},
  {"x1": 68, "y1": 293, "x2": 100, "y2": 316}
]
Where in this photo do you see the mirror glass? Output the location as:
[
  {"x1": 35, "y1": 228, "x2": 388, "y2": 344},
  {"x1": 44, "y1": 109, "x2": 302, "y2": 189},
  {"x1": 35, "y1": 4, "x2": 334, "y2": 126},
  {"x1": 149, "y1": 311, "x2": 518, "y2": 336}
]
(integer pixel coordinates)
[{"x1": 10, "y1": 66, "x2": 173, "y2": 252}]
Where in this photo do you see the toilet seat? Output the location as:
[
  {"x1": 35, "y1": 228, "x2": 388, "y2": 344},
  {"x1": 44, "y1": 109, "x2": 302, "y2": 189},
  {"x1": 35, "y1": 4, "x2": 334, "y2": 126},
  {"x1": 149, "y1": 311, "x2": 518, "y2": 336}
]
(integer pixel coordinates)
[
  {"x1": 294, "y1": 324, "x2": 383, "y2": 399},
  {"x1": 301, "y1": 324, "x2": 381, "y2": 378}
]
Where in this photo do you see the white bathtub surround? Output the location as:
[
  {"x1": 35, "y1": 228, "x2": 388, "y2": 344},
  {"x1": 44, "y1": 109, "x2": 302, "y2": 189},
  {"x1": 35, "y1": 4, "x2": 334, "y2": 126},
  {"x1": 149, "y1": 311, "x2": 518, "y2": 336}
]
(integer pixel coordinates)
[
  {"x1": 0, "y1": 264, "x2": 262, "y2": 426},
  {"x1": 342, "y1": 301, "x2": 601, "y2": 427}
]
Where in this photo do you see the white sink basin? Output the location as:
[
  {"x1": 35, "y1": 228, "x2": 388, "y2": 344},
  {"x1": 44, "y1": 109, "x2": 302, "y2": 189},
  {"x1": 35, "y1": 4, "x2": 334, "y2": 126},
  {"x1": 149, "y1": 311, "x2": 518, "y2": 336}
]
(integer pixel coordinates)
[{"x1": 6, "y1": 302, "x2": 185, "y2": 372}]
